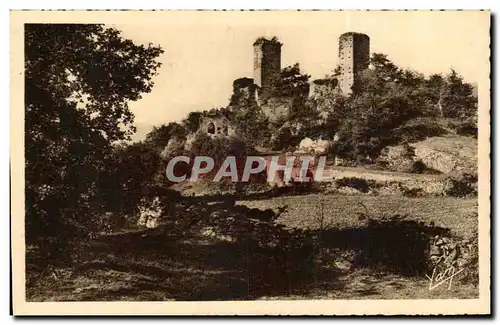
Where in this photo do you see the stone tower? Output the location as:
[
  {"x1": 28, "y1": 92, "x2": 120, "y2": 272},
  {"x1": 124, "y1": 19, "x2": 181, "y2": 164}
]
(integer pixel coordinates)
[
  {"x1": 338, "y1": 32, "x2": 370, "y2": 95},
  {"x1": 253, "y1": 37, "x2": 282, "y2": 95}
]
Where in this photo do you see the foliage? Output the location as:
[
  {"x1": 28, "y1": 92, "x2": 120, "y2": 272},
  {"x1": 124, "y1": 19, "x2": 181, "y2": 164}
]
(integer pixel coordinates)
[
  {"x1": 183, "y1": 112, "x2": 203, "y2": 134},
  {"x1": 25, "y1": 24, "x2": 163, "y2": 250},
  {"x1": 231, "y1": 102, "x2": 272, "y2": 147},
  {"x1": 399, "y1": 185, "x2": 425, "y2": 198},
  {"x1": 102, "y1": 142, "x2": 169, "y2": 218},
  {"x1": 444, "y1": 172, "x2": 478, "y2": 198},
  {"x1": 429, "y1": 231, "x2": 478, "y2": 286},
  {"x1": 145, "y1": 122, "x2": 186, "y2": 153},
  {"x1": 334, "y1": 177, "x2": 378, "y2": 193},
  {"x1": 409, "y1": 160, "x2": 427, "y2": 174},
  {"x1": 391, "y1": 118, "x2": 449, "y2": 145},
  {"x1": 188, "y1": 133, "x2": 252, "y2": 181},
  {"x1": 447, "y1": 118, "x2": 478, "y2": 138},
  {"x1": 269, "y1": 126, "x2": 295, "y2": 151},
  {"x1": 327, "y1": 53, "x2": 477, "y2": 163},
  {"x1": 440, "y1": 70, "x2": 477, "y2": 119},
  {"x1": 271, "y1": 63, "x2": 311, "y2": 116}
]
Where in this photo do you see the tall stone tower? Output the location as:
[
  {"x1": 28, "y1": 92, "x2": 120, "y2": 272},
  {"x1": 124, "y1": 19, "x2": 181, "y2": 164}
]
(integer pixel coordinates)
[
  {"x1": 253, "y1": 37, "x2": 282, "y2": 95},
  {"x1": 338, "y1": 32, "x2": 370, "y2": 95}
]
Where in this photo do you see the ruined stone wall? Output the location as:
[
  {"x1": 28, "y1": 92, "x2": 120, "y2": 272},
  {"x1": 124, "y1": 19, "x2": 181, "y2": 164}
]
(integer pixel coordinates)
[
  {"x1": 229, "y1": 77, "x2": 258, "y2": 107},
  {"x1": 308, "y1": 78, "x2": 341, "y2": 121},
  {"x1": 261, "y1": 96, "x2": 293, "y2": 123},
  {"x1": 338, "y1": 32, "x2": 370, "y2": 95},
  {"x1": 309, "y1": 78, "x2": 339, "y2": 100},
  {"x1": 199, "y1": 115, "x2": 234, "y2": 138}
]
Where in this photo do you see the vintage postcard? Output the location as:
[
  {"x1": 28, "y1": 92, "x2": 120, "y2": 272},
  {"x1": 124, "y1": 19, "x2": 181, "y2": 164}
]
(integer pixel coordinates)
[{"x1": 10, "y1": 10, "x2": 490, "y2": 315}]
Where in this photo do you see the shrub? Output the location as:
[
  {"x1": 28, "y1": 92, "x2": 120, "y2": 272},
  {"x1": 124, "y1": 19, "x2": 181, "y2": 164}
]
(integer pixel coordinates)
[
  {"x1": 410, "y1": 160, "x2": 426, "y2": 174},
  {"x1": 270, "y1": 126, "x2": 301, "y2": 151},
  {"x1": 188, "y1": 133, "x2": 251, "y2": 180},
  {"x1": 448, "y1": 119, "x2": 477, "y2": 138},
  {"x1": 399, "y1": 185, "x2": 424, "y2": 198},
  {"x1": 444, "y1": 172, "x2": 478, "y2": 197},
  {"x1": 428, "y1": 230, "x2": 478, "y2": 286},
  {"x1": 392, "y1": 122, "x2": 448, "y2": 145},
  {"x1": 335, "y1": 177, "x2": 376, "y2": 193}
]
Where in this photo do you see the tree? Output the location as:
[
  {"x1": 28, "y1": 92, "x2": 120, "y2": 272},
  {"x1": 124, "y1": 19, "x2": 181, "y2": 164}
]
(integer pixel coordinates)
[
  {"x1": 369, "y1": 53, "x2": 402, "y2": 83},
  {"x1": 102, "y1": 142, "x2": 165, "y2": 218},
  {"x1": 231, "y1": 102, "x2": 271, "y2": 147},
  {"x1": 271, "y1": 63, "x2": 311, "y2": 115},
  {"x1": 336, "y1": 54, "x2": 431, "y2": 161},
  {"x1": 145, "y1": 122, "x2": 186, "y2": 152},
  {"x1": 441, "y1": 69, "x2": 477, "y2": 119},
  {"x1": 418, "y1": 70, "x2": 477, "y2": 119},
  {"x1": 424, "y1": 74, "x2": 446, "y2": 117},
  {"x1": 25, "y1": 24, "x2": 163, "y2": 250},
  {"x1": 188, "y1": 133, "x2": 251, "y2": 183}
]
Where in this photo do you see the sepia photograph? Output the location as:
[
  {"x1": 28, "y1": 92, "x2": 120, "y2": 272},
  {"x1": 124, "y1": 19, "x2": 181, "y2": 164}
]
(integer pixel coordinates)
[{"x1": 10, "y1": 10, "x2": 490, "y2": 315}]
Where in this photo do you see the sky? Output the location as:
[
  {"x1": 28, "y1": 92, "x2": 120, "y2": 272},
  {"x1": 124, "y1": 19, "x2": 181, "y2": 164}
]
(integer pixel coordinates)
[{"x1": 110, "y1": 11, "x2": 489, "y2": 141}]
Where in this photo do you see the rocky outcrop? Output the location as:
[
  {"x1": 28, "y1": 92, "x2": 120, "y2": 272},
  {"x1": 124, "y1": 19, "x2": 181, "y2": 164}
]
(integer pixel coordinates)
[
  {"x1": 412, "y1": 136, "x2": 477, "y2": 174},
  {"x1": 378, "y1": 144, "x2": 416, "y2": 172},
  {"x1": 379, "y1": 135, "x2": 477, "y2": 174}
]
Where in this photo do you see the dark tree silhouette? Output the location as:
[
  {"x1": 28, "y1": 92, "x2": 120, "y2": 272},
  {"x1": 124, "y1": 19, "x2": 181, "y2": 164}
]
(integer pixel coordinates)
[{"x1": 25, "y1": 24, "x2": 163, "y2": 251}]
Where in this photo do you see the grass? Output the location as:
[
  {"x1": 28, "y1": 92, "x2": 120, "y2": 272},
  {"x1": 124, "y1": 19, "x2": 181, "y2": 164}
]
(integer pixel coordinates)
[
  {"x1": 26, "y1": 193, "x2": 478, "y2": 302},
  {"x1": 238, "y1": 194, "x2": 478, "y2": 238}
]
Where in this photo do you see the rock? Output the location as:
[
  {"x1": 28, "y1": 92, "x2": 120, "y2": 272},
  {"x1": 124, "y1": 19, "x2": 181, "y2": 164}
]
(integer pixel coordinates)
[
  {"x1": 412, "y1": 136, "x2": 477, "y2": 174},
  {"x1": 429, "y1": 245, "x2": 441, "y2": 256},
  {"x1": 377, "y1": 145, "x2": 415, "y2": 172},
  {"x1": 297, "y1": 137, "x2": 332, "y2": 154},
  {"x1": 334, "y1": 259, "x2": 352, "y2": 272},
  {"x1": 184, "y1": 132, "x2": 196, "y2": 151},
  {"x1": 160, "y1": 135, "x2": 186, "y2": 160},
  {"x1": 200, "y1": 226, "x2": 235, "y2": 243},
  {"x1": 137, "y1": 197, "x2": 162, "y2": 228}
]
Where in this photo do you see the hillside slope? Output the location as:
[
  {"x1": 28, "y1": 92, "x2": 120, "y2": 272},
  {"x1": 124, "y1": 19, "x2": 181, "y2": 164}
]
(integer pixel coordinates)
[{"x1": 412, "y1": 135, "x2": 477, "y2": 174}]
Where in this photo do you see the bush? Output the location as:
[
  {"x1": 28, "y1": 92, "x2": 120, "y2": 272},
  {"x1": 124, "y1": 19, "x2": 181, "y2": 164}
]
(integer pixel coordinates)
[
  {"x1": 428, "y1": 230, "x2": 478, "y2": 286},
  {"x1": 270, "y1": 126, "x2": 301, "y2": 151},
  {"x1": 391, "y1": 122, "x2": 448, "y2": 145},
  {"x1": 410, "y1": 160, "x2": 426, "y2": 174},
  {"x1": 448, "y1": 119, "x2": 477, "y2": 138},
  {"x1": 399, "y1": 185, "x2": 424, "y2": 198},
  {"x1": 335, "y1": 177, "x2": 377, "y2": 193},
  {"x1": 444, "y1": 172, "x2": 478, "y2": 197},
  {"x1": 189, "y1": 133, "x2": 250, "y2": 179}
]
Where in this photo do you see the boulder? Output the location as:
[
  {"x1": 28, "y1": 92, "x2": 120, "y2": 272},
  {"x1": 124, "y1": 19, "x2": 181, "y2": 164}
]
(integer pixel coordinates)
[{"x1": 297, "y1": 137, "x2": 332, "y2": 154}]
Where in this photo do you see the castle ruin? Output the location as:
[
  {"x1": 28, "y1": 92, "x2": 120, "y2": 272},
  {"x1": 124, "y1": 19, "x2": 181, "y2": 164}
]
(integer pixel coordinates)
[
  {"x1": 199, "y1": 111, "x2": 233, "y2": 138},
  {"x1": 252, "y1": 32, "x2": 370, "y2": 101},
  {"x1": 338, "y1": 32, "x2": 370, "y2": 95},
  {"x1": 199, "y1": 32, "x2": 371, "y2": 135},
  {"x1": 253, "y1": 37, "x2": 282, "y2": 95}
]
